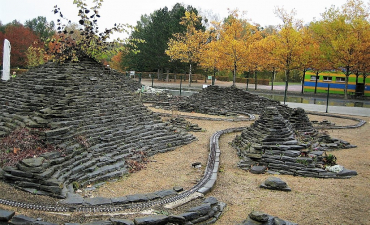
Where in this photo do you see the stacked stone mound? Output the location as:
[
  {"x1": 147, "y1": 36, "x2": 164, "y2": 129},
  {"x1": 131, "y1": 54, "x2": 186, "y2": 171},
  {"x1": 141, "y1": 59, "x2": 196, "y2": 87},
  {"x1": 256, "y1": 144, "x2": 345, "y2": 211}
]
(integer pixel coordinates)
[
  {"x1": 0, "y1": 56, "x2": 195, "y2": 198},
  {"x1": 144, "y1": 85, "x2": 293, "y2": 118},
  {"x1": 289, "y1": 107, "x2": 318, "y2": 136},
  {"x1": 233, "y1": 107, "x2": 357, "y2": 178}
]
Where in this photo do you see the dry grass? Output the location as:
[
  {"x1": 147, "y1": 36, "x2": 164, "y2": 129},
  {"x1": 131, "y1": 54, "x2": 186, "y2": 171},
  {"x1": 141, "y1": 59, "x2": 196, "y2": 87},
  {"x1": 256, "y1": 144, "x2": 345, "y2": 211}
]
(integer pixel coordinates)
[{"x1": 1, "y1": 108, "x2": 369, "y2": 225}]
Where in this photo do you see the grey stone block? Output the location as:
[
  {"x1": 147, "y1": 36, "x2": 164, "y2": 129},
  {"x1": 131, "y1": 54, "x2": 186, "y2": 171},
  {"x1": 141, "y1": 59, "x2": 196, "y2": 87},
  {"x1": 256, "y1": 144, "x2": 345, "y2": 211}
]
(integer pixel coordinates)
[
  {"x1": 109, "y1": 218, "x2": 134, "y2": 225},
  {"x1": 134, "y1": 215, "x2": 168, "y2": 225},
  {"x1": 0, "y1": 209, "x2": 15, "y2": 221},
  {"x1": 84, "y1": 197, "x2": 112, "y2": 206},
  {"x1": 8, "y1": 214, "x2": 36, "y2": 225}
]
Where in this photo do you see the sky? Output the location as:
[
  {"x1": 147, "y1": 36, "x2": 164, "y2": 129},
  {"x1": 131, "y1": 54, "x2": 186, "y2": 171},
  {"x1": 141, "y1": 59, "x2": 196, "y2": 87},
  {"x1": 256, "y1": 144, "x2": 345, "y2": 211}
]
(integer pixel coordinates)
[{"x1": 0, "y1": 0, "x2": 349, "y2": 37}]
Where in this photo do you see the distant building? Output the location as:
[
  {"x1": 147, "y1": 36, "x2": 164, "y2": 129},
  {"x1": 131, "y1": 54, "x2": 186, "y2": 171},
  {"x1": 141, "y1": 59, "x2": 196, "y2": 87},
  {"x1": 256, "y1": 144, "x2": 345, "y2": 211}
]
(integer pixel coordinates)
[{"x1": 304, "y1": 72, "x2": 370, "y2": 97}]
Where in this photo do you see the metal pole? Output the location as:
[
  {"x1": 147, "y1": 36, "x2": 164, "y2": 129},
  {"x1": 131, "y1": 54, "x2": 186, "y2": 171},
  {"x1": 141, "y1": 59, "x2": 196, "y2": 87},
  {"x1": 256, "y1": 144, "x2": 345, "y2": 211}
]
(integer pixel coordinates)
[
  {"x1": 326, "y1": 84, "x2": 330, "y2": 113},
  {"x1": 180, "y1": 76, "x2": 182, "y2": 96},
  {"x1": 151, "y1": 74, "x2": 154, "y2": 88},
  {"x1": 284, "y1": 80, "x2": 288, "y2": 105}
]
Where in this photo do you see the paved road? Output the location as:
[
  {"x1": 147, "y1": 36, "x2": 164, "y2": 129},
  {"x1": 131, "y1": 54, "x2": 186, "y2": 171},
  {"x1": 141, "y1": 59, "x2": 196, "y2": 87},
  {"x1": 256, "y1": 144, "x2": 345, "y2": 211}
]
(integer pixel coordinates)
[
  {"x1": 283, "y1": 102, "x2": 370, "y2": 117},
  {"x1": 140, "y1": 79, "x2": 370, "y2": 117}
]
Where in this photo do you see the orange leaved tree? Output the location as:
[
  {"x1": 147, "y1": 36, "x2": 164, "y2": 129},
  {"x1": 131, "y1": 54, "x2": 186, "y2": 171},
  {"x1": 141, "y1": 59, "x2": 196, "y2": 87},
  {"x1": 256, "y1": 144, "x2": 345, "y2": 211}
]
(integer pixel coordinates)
[{"x1": 166, "y1": 11, "x2": 208, "y2": 86}]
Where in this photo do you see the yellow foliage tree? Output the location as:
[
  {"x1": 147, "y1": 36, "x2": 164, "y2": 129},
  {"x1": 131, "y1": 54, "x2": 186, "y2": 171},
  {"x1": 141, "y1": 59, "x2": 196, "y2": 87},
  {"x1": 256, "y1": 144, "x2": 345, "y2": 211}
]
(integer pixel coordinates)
[
  {"x1": 166, "y1": 11, "x2": 208, "y2": 86},
  {"x1": 272, "y1": 7, "x2": 303, "y2": 87},
  {"x1": 310, "y1": 0, "x2": 370, "y2": 98},
  {"x1": 255, "y1": 35, "x2": 280, "y2": 90},
  {"x1": 216, "y1": 10, "x2": 261, "y2": 86}
]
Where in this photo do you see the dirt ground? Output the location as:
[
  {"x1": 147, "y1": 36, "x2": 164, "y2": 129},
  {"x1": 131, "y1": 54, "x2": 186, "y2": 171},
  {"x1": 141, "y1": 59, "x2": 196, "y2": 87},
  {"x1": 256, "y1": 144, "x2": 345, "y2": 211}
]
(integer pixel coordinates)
[{"x1": 1, "y1": 108, "x2": 369, "y2": 224}]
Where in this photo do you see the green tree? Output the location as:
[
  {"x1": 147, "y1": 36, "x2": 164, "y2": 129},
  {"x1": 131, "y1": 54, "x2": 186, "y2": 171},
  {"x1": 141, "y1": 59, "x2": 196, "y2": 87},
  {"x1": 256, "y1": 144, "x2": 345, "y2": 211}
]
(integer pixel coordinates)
[
  {"x1": 122, "y1": 3, "x2": 203, "y2": 75},
  {"x1": 25, "y1": 16, "x2": 55, "y2": 42}
]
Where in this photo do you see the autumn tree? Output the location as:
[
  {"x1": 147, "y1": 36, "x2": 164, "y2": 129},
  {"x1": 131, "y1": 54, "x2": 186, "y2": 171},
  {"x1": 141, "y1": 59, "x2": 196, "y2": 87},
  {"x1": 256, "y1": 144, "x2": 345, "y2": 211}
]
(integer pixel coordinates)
[
  {"x1": 272, "y1": 7, "x2": 303, "y2": 88},
  {"x1": 253, "y1": 34, "x2": 279, "y2": 90},
  {"x1": 310, "y1": 0, "x2": 370, "y2": 99},
  {"x1": 26, "y1": 46, "x2": 46, "y2": 68},
  {"x1": 199, "y1": 24, "x2": 221, "y2": 85},
  {"x1": 215, "y1": 10, "x2": 261, "y2": 86},
  {"x1": 166, "y1": 11, "x2": 208, "y2": 86},
  {"x1": 0, "y1": 22, "x2": 42, "y2": 68}
]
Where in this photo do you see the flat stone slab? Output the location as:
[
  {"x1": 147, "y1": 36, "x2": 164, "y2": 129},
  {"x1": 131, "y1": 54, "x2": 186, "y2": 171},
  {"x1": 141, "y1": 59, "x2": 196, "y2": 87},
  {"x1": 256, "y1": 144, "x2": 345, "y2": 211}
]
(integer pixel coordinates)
[
  {"x1": 0, "y1": 209, "x2": 15, "y2": 221},
  {"x1": 337, "y1": 168, "x2": 358, "y2": 177},
  {"x1": 134, "y1": 215, "x2": 168, "y2": 225},
  {"x1": 260, "y1": 177, "x2": 291, "y2": 192},
  {"x1": 8, "y1": 214, "x2": 36, "y2": 225},
  {"x1": 61, "y1": 193, "x2": 84, "y2": 205},
  {"x1": 240, "y1": 211, "x2": 298, "y2": 225},
  {"x1": 250, "y1": 165, "x2": 267, "y2": 174},
  {"x1": 109, "y1": 218, "x2": 134, "y2": 225},
  {"x1": 84, "y1": 197, "x2": 112, "y2": 206}
]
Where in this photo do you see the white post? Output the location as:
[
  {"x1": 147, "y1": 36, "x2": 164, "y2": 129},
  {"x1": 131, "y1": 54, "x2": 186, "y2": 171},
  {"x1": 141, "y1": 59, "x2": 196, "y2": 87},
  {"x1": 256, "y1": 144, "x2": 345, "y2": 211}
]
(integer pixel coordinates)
[{"x1": 2, "y1": 39, "x2": 11, "y2": 81}]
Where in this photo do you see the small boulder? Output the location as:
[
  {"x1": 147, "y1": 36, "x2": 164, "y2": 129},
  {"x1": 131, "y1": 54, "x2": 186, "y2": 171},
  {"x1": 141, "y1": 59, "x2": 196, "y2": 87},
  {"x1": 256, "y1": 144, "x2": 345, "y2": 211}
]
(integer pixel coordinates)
[
  {"x1": 249, "y1": 211, "x2": 269, "y2": 222},
  {"x1": 260, "y1": 177, "x2": 291, "y2": 192},
  {"x1": 250, "y1": 165, "x2": 267, "y2": 174}
]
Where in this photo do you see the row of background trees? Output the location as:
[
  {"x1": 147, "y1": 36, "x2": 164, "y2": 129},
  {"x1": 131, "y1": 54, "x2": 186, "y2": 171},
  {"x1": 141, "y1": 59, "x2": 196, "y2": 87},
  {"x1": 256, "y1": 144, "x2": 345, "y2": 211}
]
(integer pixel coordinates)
[
  {"x1": 1, "y1": 0, "x2": 369, "y2": 98},
  {"x1": 120, "y1": 0, "x2": 370, "y2": 98}
]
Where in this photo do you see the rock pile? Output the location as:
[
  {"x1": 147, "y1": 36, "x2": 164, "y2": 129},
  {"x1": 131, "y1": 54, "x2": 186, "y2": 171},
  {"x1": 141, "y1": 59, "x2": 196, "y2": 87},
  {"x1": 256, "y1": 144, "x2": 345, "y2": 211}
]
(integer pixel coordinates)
[
  {"x1": 143, "y1": 86, "x2": 293, "y2": 118},
  {"x1": 232, "y1": 107, "x2": 357, "y2": 178},
  {"x1": 0, "y1": 56, "x2": 196, "y2": 198}
]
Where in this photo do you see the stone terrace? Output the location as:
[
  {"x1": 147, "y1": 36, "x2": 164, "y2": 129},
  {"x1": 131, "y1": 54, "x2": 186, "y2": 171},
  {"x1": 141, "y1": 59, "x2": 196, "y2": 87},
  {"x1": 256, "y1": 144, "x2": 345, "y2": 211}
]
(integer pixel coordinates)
[
  {"x1": 232, "y1": 106, "x2": 357, "y2": 178},
  {"x1": 0, "y1": 56, "x2": 195, "y2": 198}
]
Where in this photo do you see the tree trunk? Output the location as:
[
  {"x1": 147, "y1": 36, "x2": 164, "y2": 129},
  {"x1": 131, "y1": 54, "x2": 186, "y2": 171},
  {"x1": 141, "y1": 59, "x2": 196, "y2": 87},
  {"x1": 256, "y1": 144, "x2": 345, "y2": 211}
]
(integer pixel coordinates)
[
  {"x1": 157, "y1": 68, "x2": 161, "y2": 80},
  {"x1": 271, "y1": 69, "x2": 275, "y2": 91},
  {"x1": 301, "y1": 68, "x2": 306, "y2": 94},
  {"x1": 254, "y1": 70, "x2": 257, "y2": 90},
  {"x1": 344, "y1": 66, "x2": 350, "y2": 99},
  {"x1": 188, "y1": 63, "x2": 192, "y2": 87},
  {"x1": 285, "y1": 69, "x2": 290, "y2": 89},
  {"x1": 233, "y1": 62, "x2": 236, "y2": 87},
  {"x1": 314, "y1": 71, "x2": 319, "y2": 94},
  {"x1": 166, "y1": 69, "x2": 169, "y2": 82},
  {"x1": 212, "y1": 67, "x2": 216, "y2": 86}
]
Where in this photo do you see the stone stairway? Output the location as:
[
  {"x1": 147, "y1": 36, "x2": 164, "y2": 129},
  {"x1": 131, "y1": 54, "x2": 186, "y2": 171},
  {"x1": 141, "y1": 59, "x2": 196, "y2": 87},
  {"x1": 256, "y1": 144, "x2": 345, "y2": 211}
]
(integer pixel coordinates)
[{"x1": 0, "y1": 56, "x2": 196, "y2": 198}]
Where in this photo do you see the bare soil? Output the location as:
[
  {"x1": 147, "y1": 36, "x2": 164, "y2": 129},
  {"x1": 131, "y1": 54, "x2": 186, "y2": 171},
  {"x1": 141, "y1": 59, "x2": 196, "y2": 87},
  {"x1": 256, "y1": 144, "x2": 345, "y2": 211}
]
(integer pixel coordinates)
[{"x1": 0, "y1": 108, "x2": 369, "y2": 225}]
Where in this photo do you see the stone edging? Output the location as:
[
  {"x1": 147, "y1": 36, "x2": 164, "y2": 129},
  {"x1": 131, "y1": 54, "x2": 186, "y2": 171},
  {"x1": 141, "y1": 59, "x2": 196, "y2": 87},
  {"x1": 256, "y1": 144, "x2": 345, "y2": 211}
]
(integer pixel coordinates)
[
  {"x1": 155, "y1": 112, "x2": 256, "y2": 122},
  {"x1": 307, "y1": 111, "x2": 366, "y2": 129}
]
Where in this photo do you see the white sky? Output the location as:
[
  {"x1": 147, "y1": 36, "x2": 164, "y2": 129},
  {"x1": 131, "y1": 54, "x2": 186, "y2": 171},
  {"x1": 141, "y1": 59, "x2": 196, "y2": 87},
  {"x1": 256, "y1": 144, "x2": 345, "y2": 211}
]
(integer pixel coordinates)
[{"x1": 0, "y1": 0, "x2": 349, "y2": 37}]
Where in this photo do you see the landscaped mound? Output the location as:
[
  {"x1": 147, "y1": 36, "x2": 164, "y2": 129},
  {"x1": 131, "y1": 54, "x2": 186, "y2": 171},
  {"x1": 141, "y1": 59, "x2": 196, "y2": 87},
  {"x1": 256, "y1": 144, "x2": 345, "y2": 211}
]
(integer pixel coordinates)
[
  {"x1": 232, "y1": 106, "x2": 357, "y2": 178},
  {"x1": 143, "y1": 85, "x2": 293, "y2": 118},
  {"x1": 0, "y1": 56, "x2": 195, "y2": 198}
]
